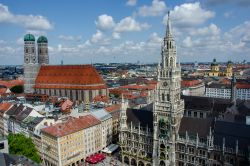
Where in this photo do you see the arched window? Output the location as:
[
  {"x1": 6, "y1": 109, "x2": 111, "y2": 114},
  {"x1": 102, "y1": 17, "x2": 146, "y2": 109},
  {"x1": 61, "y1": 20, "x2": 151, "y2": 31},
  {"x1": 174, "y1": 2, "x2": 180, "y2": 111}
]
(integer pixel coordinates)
[
  {"x1": 162, "y1": 93, "x2": 165, "y2": 101},
  {"x1": 167, "y1": 94, "x2": 170, "y2": 101},
  {"x1": 170, "y1": 57, "x2": 173, "y2": 67}
]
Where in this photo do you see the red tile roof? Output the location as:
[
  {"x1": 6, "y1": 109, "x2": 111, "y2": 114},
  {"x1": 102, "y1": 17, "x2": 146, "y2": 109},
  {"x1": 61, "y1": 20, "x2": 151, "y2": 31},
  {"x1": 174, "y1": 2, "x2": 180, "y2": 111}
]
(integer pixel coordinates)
[
  {"x1": 41, "y1": 115, "x2": 101, "y2": 137},
  {"x1": 119, "y1": 84, "x2": 156, "y2": 90},
  {"x1": 0, "y1": 102, "x2": 12, "y2": 113},
  {"x1": 93, "y1": 95, "x2": 109, "y2": 103},
  {"x1": 0, "y1": 88, "x2": 7, "y2": 95},
  {"x1": 0, "y1": 80, "x2": 24, "y2": 88},
  {"x1": 105, "y1": 104, "x2": 121, "y2": 113},
  {"x1": 0, "y1": 102, "x2": 13, "y2": 117},
  {"x1": 34, "y1": 65, "x2": 107, "y2": 90},
  {"x1": 236, "y1": 83, "x2": 250, "y2": 89},
  {"x1": 181, "y1": 80, "x2": 202, "y2": 87}
]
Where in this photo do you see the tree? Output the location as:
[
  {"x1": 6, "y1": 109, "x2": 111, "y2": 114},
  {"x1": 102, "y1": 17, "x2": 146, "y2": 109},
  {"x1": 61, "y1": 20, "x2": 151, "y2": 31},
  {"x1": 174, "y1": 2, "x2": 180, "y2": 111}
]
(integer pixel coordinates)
[
  {"x1": 10, "y1": 85, "x2": 24, "y2": 94},
  {"x1": 7, "y1": 133, "x2": 41, "y2": 163}
]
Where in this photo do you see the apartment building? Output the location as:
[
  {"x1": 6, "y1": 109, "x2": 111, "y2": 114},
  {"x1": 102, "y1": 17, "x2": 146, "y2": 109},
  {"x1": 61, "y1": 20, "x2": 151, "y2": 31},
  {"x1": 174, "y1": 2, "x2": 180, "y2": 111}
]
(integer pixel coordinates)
[{"x1": 41, "y1": 115, "x2": 102, "y2": 166}]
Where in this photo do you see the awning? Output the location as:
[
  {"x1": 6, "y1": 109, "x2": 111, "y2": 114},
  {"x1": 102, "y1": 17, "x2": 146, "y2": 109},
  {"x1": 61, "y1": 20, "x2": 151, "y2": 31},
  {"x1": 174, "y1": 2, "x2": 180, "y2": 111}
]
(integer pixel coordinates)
[{"x1": 101, "y1": 144, "x2": 119, "y2": 154}]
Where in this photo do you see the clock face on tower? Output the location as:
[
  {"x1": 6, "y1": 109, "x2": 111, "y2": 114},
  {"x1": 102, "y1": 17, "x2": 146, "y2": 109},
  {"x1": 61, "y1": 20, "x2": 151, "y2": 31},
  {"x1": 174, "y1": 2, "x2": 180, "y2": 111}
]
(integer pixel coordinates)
[{"x1": 163, "y1": 82, "x2": 168, "y2": 87}]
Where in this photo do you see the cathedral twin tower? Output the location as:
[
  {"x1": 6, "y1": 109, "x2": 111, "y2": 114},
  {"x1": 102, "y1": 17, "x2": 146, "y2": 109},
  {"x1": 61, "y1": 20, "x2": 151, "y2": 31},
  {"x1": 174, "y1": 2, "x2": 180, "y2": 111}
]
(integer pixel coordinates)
[{"x1": 23, "y1": 34, "x2": 49, "y2": 93}]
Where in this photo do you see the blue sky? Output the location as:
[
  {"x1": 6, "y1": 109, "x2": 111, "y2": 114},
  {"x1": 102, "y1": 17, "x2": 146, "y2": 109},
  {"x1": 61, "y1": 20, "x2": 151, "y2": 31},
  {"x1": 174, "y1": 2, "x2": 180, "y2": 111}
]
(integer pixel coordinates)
[{"x1": 0, "y1": 0, "x2": 250, "y2": 65}]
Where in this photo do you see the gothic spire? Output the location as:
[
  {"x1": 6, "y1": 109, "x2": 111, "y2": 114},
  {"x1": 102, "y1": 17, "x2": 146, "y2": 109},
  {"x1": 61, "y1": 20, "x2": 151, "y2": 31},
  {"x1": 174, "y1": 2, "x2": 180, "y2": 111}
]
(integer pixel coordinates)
[{"x1": 166, "y1": 11, "x2": 172, "y2": 37}]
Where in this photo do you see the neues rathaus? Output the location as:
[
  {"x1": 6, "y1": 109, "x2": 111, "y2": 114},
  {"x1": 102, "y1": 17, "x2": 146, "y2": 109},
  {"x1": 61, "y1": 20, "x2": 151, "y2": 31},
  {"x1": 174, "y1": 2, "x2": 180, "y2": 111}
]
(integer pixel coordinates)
[{"x1": 119, "y1": 12, "x2": 250, "y2": 166}]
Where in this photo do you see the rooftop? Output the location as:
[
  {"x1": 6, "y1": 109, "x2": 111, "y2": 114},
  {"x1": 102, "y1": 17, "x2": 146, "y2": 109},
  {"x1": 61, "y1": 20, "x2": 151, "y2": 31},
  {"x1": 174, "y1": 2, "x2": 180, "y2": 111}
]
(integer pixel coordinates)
[
  {"x1": 90, "y1": 108, "x2": 112, "y2": 121},
  {"x1": 126, "y1": 108, "x2": 153, "y2": 129},
  {"x1": 34, "y1": 65, "x2": 107, "y2": 90},
  {"x1": 42, "y1": 115, "x2": 101, "y2": 137},
  {"x1": 179, "y1": 117, "x2": 213, "y2": 138}
]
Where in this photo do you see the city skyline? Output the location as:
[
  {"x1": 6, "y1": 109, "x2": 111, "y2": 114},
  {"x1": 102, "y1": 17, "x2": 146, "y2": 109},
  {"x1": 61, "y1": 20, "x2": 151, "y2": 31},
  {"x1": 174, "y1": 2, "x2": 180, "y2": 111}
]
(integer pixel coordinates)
[{"x1": 0, "y1": 0, "x2": 250, "y2": 65}]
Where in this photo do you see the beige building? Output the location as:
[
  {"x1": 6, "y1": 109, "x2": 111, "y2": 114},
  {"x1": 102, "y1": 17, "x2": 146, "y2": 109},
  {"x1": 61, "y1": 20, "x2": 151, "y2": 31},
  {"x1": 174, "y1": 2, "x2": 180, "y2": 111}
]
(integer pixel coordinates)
[
  {"x1": 207, "y1": 59, "x2": 233, "y2": 77},
  {"x1": 41, "y1": 115, "x2": 101, "y2": 166},
  {"x1": 105, "y1": 104, "x2": 121, "y2": 143},
  {"x1": 0, "y1": 102, "x2": 12, "y2": 135}
]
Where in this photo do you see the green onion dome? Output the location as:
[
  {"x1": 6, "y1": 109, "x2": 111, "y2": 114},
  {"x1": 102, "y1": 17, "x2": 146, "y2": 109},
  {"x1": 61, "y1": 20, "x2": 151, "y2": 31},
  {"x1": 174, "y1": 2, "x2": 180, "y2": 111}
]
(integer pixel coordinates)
[
  {"x1": 37, "y1": 36, "x2": 48, "y2": 43},
  {"x1": 211, "y1": 58, "x2": 218, "y2": 66},
  {"x1": 24, "y1": 34, "x2": 35, "y2": 42}
]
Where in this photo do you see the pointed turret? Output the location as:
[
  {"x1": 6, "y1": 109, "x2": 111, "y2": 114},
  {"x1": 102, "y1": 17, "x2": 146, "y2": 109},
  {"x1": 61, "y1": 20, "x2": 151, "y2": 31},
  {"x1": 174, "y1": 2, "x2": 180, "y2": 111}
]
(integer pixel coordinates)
[
  {"x1": 120, "y1": 94, "x2": 128, "y2": 129},
  {"x1": 166, "y1": 11, "x2": 172, "y2": 37},
  {"x1": 231, "y1": 73, "x2": 237, "y2": 105}
]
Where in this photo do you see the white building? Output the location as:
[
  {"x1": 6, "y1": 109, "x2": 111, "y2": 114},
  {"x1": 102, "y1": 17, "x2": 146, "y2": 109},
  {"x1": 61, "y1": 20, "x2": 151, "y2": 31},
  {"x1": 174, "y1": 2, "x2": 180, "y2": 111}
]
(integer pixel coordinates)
[{"x1": 205, "y1": 83, "x2": 250, "y2": 100}]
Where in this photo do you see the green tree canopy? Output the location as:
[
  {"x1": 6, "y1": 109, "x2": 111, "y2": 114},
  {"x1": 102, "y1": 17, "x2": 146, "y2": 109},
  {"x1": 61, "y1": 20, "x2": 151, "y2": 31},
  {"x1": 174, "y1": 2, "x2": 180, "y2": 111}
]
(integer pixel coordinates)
[
  {"x1": 7, "y1": 133, "x2": 41, "y2": 163},
  {"x1": 10, "y1": 85, "x2": 24, "y2": 94}
]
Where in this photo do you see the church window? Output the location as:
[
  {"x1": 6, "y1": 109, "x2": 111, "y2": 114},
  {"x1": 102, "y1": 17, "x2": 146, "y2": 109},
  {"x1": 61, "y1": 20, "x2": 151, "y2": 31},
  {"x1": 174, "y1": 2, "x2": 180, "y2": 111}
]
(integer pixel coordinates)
[
  {"x1": 200, "y1": 112, "x2": 203, "y2": 118},
  {"x1": 194, "y1": 112, "x2": 197, "y2": 117},
  {"x1": 25, "y1": 48, "x2": 28, "y2": 53},
  {"x1": 170, "y1": 57, "x2": 173, "y2": 67},
  {"x1": 167, "y1": 94, "x2": 170, "y2": 101},
  {"x1": 162, "y1": 93, "x2": 165, "y2": 101},
  {"x1": 32, "y1": 48, "x2": 34, "y2": 53},
  {"x1": 39, "y1": 49, "x2": 42, "y2": 54}
]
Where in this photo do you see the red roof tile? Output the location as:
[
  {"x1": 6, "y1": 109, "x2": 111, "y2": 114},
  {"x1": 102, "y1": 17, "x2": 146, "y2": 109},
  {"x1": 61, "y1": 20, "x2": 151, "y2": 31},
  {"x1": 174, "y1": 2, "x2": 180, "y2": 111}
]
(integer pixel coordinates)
[
  {"x1": 119, "y1": 84, "x2": 155, "y2": 90},
  {"x1": 93, "y1": 95, "x2": 109, "y2": 103},
  {"x1": 236, "y1": 83, "x2": 250, "y2": 89},
  {"x1": 105, "y1": 104, "x2": 121, "y2": 113},
  {"x1": 35, "y1": 65, "x2": 107, "y2": 90},
  {"x1": 181, "y1": 80, "x2": 202, "y2": 87},
  {"x1": 41, "y1": 115, "x2": 101, "y2": 137},
  {"x1": 0, "y1": 80, "x2": 24, "y2": 88},
  {"x1": 0, "y1": 102, "x2": 12, "y2": 113},
  {"x1": 0, "y1": 102, "x2": 13, "y2": 117},
  {"x1": 0, "y1": 88, "x2": 7, "y2": 95}
]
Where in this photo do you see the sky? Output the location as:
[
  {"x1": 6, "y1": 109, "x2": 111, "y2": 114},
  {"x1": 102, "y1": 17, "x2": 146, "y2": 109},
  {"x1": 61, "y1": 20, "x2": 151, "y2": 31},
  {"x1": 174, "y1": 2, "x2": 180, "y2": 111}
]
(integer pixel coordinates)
[{"x1": 0, "y1": 0, "x2": 250, "y2": 65}]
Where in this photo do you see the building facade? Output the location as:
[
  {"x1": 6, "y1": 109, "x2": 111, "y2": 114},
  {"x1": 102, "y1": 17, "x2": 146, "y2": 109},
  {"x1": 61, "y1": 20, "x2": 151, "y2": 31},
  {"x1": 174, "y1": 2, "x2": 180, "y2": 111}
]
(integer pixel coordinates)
[
  {"x1": 205, "y1": 82, "x2": 250, "y2": 100},
  {"x1": 41, "y1": 115, "x2": 102, "y2": 166}
]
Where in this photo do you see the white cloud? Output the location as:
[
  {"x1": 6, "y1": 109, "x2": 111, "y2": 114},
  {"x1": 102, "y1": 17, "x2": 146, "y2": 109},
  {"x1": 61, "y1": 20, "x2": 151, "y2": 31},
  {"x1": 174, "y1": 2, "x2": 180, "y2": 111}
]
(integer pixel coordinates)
[
  {"x1": 90, "y1": 30, "x2": 104, "y2": 43},
  {"x1": 114, "y1": 16, "x2": 150, "y2": 32},
  {"x1": 77, "y1": 40, "x2": 91, "y2": 48},
  {"x1": 112, "y1": 32, "x2": 121, "y2": 39},
  {"x1": 16, "y1": 37, "x2": 24, "y2": 45},
  {"x1": 26, "y1": 29, "x2": 47, "y2": 36},
  {"x1": 0, "y1": 3, "x2": 53, "y2": 30},
  {"x1": 147, "y1": 32, "x2": 162, "y2": 48},
  {"x1": 95, "y1": 14, "x2": 116, "y2": 31},
  {"x1": 58, "y1": 35, "x2": 82, "y2": 41},
  {"x1": 224, "y1": 11, "x2": 233, "y2": 18},
  {"x1": 190, "y1": 24, "x2": 220, "y2": 36},
  {"x1": 163, "y1": 2, "x2": 214, "y2": 27},
  {"x1": 126, "y1": 0, "x2": 137, "y2": 6},
  {"x1": 138, "y1": 0, "x2": 167, "y2": 17},
  {"x1": 96, "y1": 46, "x2": 110, "y2": 54},
  {"x1": 0, "y1": 40, "x2": 6, "y2": 44},
  {"x1": 182, "y1": 36, "x2": 193, "y2": 47}
]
